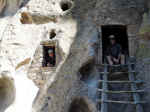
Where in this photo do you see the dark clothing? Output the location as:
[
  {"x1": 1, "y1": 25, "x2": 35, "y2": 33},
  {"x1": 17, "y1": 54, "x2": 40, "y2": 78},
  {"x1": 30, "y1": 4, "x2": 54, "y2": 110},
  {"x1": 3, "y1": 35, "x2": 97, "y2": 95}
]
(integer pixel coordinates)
[
  {"x1": 106, "y1": 43, "x2": 122, "y2": 59},
  {"x1": 46, "y1": 56, "x2": 55, "y2": 66},
  {"x1": 42, "y1": 56, "x2": 55, "y2": 67}
]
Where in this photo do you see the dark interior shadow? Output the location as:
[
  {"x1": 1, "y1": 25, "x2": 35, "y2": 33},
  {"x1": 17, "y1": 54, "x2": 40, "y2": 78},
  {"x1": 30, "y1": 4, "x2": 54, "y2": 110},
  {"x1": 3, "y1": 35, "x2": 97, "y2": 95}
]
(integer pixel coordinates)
[
  {"x1": 101, "y1": 25, "x2": 129, "y2": 63},
  {"x1": 68, "y1": 97, "x2": 92, "y2": 112},
  {"x1": 19, "y1": 0, "x2": 30, "y2": 8},
  {"x1": 79, "y1": 59, "x2": 95, "y2": 81}
]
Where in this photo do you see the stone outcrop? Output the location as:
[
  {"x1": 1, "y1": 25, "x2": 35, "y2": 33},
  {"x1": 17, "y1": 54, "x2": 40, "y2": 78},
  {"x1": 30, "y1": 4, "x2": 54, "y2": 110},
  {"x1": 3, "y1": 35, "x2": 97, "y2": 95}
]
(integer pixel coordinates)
[
  {"x1": 0, "y1": 74, "x2": 15, "y2": 112},
  {"x1": 0, "y1": 0, "x2": 24, "y2": 16},
  {"x1": 0, "y1": 0, "x2": 6, "y2": 14}
]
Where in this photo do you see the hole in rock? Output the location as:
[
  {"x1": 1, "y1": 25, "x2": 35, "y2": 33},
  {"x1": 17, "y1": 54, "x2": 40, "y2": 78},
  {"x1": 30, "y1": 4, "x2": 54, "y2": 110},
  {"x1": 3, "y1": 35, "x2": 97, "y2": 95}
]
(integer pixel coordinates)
[
  {"x1": 68, "y1": 97, "x2": 92, "y2": 112},
  {"x1": 79, "y1": 59, "x2": 94, "y2": 81},
  {"x1": 60, "y1": 1, "x2": 72, "y2": 11},
  {"x1": 20, "y1": 12, "x2": 33, "y2": 24},
  {"x1": 101, "y1": 25, "x2": 129, "y2": 63},
  {"x1": 19, "y1": 0, "x2": 30, "y2": 8},
  {"x1": 42, "y1": 45, "x2": 56, "y2": 67},
  {"x1": 0, "y1": 76, "x2": 15, "y2": 112},
  {"x1": 49, "y1": 29, "x2": 56, "y2": 39}
]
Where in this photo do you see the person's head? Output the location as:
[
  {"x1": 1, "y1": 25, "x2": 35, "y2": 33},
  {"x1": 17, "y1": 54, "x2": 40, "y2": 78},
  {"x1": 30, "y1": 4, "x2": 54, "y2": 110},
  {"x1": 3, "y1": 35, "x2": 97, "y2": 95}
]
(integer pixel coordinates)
[
  {"x1": 48, "y1": 49, "x2": 54, "y2": 57},
  {"x1": 109, "y1": 35, "x2": 116, "y2": 45}
]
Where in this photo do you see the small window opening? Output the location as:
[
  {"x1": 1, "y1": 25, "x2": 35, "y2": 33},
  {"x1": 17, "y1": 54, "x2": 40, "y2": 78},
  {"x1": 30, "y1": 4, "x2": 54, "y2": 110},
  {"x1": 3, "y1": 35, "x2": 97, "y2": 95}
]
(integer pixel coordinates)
[
  {"x1": 49, "y1": 29, "x2": 56, "y2": 39},
  {"x1": 101, "y1": 25, "x2": 129, "y2": 63},
  {"x1": 60, "y1": 1, "x2": 72, "y2": 11},
  {"x1": 42, "y1": 45, "x2": 56, "y2": 67}
]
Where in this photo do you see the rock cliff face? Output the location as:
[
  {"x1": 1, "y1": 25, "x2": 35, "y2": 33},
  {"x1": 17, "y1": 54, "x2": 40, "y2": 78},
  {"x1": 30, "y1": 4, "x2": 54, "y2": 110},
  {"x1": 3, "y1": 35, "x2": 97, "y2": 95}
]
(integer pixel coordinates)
[
  {"x1": 0, "y1": 0, "x2": 24, "y2": 16},
  {"x1": 0, "y1": 0, "x2": 150, "y2": 112}
]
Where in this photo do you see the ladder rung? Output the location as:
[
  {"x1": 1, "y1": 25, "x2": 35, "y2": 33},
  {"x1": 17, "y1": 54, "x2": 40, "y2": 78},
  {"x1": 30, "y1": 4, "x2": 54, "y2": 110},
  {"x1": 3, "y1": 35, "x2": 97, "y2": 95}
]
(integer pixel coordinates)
[
  {"x1": 98, "y1": 80, "x2": 144, "y2": 84},
  {"x1": 101, "y1": 64, "x2": 135, "y2": 67},
  {"x1": 97, "y1": 89, "x2": 145, "y2": 93},
  {"x1": 99, "y1": 72, "x2": 109, "y2": 74},
  {"x1": 99, "y1": 71, "x2": 136, "y2": 74},
  {"x1": 97, "y1": 100, "x2": 146, "y2": 104},
  {"x1": 110, "y1": 71, "x2": 136, "y2": 75}
]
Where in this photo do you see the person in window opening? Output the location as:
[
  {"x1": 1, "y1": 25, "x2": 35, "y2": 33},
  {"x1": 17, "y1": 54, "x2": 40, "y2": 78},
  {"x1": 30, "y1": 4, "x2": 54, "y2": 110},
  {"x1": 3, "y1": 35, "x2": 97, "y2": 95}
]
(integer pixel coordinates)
[
  {"x1": 46, "y1": 49, "x2": 55, "y2": 67},
  {"x1": 106, "y1": 35, "x2": 125, "y2": 65}
]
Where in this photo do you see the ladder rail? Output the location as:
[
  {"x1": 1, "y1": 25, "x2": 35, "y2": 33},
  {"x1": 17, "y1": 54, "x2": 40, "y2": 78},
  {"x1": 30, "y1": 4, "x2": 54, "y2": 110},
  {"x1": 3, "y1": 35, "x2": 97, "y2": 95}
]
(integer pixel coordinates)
[
  {"x1": 128, "y1": 63, "x2": 144, "y2": 112},
  {"x1": 101, "y1": 64, "x2": 108, "y2": 112}
]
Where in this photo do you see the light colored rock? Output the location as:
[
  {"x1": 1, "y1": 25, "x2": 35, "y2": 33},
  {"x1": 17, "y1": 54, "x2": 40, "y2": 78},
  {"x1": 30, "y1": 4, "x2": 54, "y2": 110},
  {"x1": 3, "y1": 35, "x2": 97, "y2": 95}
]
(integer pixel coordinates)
[{"x1": 0, "y1": 15, "x2": 42, "y2": 112}]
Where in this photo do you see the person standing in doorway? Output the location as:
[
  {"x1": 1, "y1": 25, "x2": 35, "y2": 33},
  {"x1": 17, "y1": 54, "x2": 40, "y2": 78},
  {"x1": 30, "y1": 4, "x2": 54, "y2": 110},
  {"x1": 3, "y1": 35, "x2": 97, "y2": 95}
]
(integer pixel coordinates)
[{"x1": 106, "y1": 35, "x2": 125, "y2": 65}]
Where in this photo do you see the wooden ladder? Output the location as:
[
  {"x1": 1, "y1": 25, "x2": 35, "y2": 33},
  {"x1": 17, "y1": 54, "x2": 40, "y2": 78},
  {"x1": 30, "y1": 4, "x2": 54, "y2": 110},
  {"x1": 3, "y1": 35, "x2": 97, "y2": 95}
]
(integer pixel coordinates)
[{"x1": 97, "y1": 61, "x2": 145, "y2": 112}]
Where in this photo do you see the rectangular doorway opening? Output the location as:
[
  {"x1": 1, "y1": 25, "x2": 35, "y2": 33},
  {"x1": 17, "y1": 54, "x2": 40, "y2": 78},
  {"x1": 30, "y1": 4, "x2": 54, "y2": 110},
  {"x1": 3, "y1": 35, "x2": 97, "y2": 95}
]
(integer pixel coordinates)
[
  {"x1": 101, "y1": 25, "x2": 129, "y2": 63},
  {"x1": 42, "y1": 45, "x2": 56, "y2": 67}
]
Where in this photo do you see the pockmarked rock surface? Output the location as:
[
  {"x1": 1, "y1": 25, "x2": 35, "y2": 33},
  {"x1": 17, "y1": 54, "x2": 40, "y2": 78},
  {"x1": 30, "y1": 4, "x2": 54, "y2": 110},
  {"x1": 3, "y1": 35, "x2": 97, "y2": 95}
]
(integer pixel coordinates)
[{"x1": 0, "y1": 0, "x2": 150, "y2": 112}]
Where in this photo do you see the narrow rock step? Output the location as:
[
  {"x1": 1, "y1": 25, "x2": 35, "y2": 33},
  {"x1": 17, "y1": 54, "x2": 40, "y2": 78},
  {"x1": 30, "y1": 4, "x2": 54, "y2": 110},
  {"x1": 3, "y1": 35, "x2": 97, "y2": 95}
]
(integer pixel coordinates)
[
  {"x1": 97, "y1": 100, "x2": 146, "y2": 104},
  {"x1": 97, "y1": 89, "x2": 145, "y2": 93}
]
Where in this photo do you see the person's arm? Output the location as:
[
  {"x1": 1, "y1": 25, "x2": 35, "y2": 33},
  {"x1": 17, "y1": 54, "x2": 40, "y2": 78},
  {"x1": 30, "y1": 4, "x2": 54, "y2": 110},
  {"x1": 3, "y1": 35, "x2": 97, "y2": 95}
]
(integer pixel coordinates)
[
  {"x1": 118, "y1": 44, "x2": 122, "y2": 59},
  {"x1": 113, "y1": 44, "x2": 122, "y2": 63},
  {"x1": 106, "y1": 46, "x2": 110, "y2": 57},
  {"x1": 106, "y1": 46, "x2": 113, "y2": 65}
]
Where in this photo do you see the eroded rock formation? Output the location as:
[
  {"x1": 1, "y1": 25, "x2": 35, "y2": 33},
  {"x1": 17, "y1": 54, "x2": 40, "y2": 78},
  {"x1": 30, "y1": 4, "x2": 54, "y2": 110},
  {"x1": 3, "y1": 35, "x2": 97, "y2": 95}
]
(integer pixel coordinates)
[
  {"x1": 0, "y1": 74, "x2": 15, "y2": 112},
  {"x1": 0, "y1": 0, "x2": 24, "y2": 16},
  {"x1": 0, "y1": 0, "x2": 6, "y2": 14}
]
